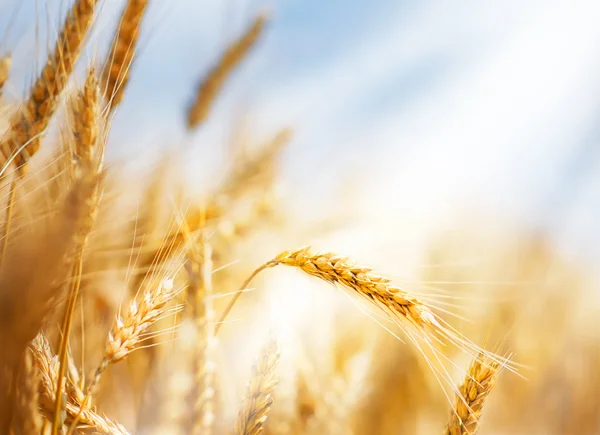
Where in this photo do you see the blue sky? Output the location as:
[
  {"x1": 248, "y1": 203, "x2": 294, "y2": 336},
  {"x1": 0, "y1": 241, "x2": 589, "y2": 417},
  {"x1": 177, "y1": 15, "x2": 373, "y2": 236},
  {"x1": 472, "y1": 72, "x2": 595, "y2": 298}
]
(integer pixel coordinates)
[{"x1": 3, "y1": 0, "x2": 600, "y2": 267}]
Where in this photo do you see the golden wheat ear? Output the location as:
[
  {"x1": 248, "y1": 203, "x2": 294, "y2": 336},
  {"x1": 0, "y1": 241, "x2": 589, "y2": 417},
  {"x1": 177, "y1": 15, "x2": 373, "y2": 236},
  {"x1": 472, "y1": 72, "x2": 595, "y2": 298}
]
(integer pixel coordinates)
[
  {"x1": 1, "y1": 0, "x2": 99, "y2": 174},
  {"x1": 217, "y1": 247, "x2": 519, "y2": 378},
  {"x1": 218, "y1": 128, "x2": 292, "y2": 205},
  {"x1": 186, "y1": 13, "x2": 268, "y2": 130},
  {"x1": 71, "y1": 67, "x2": 102, "y2": 171},
  {"x1": 0, "y1": 54, "x2": 11, "y2": 96},
  {"x1": 102, "y1": 0, "x2": 149, "y2": 112},
  {"x1": 217, "y1": 247, "x2": 448, "y2": 336},
  {"x1": 31, "y1": 334, "x2": 131, "y2": 435},
  {"x1": 65, "y1": 274, "x2": 183, "y2": 435},
  {"x1": 445, "y1": 352, "x2": 503, "y2": 435},
  {"x1": 235, "y1": 339, "x2": 280, "y2": 435}
]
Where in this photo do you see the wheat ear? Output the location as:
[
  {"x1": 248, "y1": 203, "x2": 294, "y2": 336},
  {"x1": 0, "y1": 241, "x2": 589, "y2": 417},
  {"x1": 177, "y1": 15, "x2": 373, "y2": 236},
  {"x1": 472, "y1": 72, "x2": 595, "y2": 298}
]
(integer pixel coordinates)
[
  {"x1": 52, "y1": 68, "x2": 103, "y2": 435},
  {"x1": 187, "y1": 13, "x2": 268, "y2": 129},
  {"x1": 71, "y1": 67, "x2": 102, "y2": 171},
  {"x1": 1, "y1": 0, "x2": 98, "y2": 173},
  {"x1": 235, "y1": 340, "x2": 280, "y2": 435},
  {"x1": 32, "y1": 334, "x2": 130, "y2": 435},
  {"x1": 66, "y1": 278, "x2": 181, "y2": 435},
  {"x1": 102, "y1": 0, "x2": 149, "y2": 111},
  {"x1": 218, "y1": 128, "x2": 292, "y2": 205},
  {"x1": 215, "y1": 247, "x2": 515, "y2": 387},
  {"x1": 0, "y1": 54, "x2": 11, "y2": 96},
  {"x1": 445, "y1": 352, "x2": 501, "y2": 435}
]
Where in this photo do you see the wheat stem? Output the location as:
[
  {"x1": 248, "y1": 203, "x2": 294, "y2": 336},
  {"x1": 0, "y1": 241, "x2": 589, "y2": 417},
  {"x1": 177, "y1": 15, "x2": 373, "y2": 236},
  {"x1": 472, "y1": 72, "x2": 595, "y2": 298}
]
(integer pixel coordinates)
[
  {"x1": 188, "y1": 234, "x2": 216, "y2": 435},
  {"x1": 0, "y1": 177, "x2": 17, "y2": 269},
  {"x1": 214, "y1": 262, "x2": 270, "y2": 335},
  {"x1": 51, "y1": 256, "x2": 83, "y2": 435}
]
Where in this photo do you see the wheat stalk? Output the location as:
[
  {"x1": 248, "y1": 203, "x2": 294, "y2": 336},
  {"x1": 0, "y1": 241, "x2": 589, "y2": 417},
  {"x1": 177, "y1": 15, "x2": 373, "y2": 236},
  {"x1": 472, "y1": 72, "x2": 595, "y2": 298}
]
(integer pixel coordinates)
[
  {"x1": 186, "y1": 233, "x2": 216, "y2": 435},
  {"x1": 445, "y1": 352, "x2": 501, "y2": 435},
  {"x1": 235, "y1": 340, "x2": 280, "y2": 435},
  {"x1": 187, "y1": 13, "x2": 268, "y2": 129},
  {"x1": 102, "y1": 0, "x2": 149, "y2": 111},
  {"x1": 0, "y1": 178, "x2": 17, "y2": 268}
]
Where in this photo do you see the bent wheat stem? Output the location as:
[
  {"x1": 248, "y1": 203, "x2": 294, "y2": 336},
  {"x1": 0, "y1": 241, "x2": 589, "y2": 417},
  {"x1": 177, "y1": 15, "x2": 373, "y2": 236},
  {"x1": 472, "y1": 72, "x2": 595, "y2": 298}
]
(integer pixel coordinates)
[{"x1": 215, "y1": 262, "x2": 271, "y2": 335}]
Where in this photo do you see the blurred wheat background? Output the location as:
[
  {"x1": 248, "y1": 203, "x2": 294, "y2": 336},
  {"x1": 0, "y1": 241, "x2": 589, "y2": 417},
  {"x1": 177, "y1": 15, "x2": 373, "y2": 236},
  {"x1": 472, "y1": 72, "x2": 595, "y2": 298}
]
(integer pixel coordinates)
[{"x1": 0, "y1": 0, "x2": 599, "y2": 434}]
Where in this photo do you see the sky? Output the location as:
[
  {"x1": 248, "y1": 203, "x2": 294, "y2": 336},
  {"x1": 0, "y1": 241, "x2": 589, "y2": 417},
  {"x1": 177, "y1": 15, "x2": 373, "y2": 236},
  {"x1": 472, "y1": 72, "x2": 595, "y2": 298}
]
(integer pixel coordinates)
[{"x1": 2, "y1": 0, "x2": 600, "y2": 268}]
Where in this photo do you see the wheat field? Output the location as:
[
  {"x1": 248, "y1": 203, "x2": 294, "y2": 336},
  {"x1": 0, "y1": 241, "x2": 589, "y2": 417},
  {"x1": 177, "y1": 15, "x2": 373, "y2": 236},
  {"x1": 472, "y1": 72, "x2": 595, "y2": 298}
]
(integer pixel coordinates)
[{"x1": 0, "y1": 1, "x2": 598, "y2": 434}]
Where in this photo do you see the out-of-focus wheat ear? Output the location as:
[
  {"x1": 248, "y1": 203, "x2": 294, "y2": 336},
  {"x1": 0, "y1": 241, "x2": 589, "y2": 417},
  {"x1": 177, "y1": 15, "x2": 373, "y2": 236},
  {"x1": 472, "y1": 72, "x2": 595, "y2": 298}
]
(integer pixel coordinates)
[
  {"x1": 0, "y1": 54, "x2": 11, "y2": 97},
  {"x1": 52, "y1": 67, "x2": 103, "y2": 435},
  {"x1": 234, "y1": 340, "x2": 280, "y2": 435},
  {"x1": 102, "y1": 0, "x2": 149, "y2": 111},
  {"x1": 353, "y1": 336, "x2": 427, "y2": 435},
  {"x1": 31, "y1": 334, "x2": 131, "y2": 435},
  {"x1": 65, "y1": 277, "x2": 181, "y2": 435},
  {"x1": 186, "y1": 13, "x2": 268, "y2": 130},
  {"x1": 261, "y1": 379, "x2": 297, "y2": 435},
  {"x1": 0, "y1": 0, "x2": 99, "y2": 174},
  {"x1": 290, "y1": 371, "x2": 316, "y2": 433},
  {"x1": 218, "y1": 128, "x2": 292, "y2": 205},
  {"x1": 12, "y1": 349, "x2": 42, "y2": 435},
  {"x1": 185, "y1": 232, "x2": 216, "y2": 435},
  {"x1": 445, "y1": 352, "x2": 501, "y2": 435}
]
